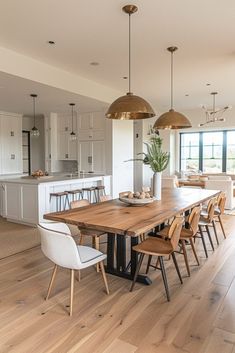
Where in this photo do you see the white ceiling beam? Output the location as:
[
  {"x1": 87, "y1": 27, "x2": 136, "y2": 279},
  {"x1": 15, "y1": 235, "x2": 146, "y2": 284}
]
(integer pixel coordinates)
[{"x1": 0, "y1": 46, "x2": 121, "y2": 104}]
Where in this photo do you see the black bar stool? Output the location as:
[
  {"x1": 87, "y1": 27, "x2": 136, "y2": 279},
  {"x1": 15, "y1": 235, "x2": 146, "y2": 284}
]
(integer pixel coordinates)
[
  {"x1": 95, "y1": 185, "x2": 106, "y2": 202},
  {"x1": 50, "y1": 192, "x2": 69, "y2": 211},
  {"x1": 66, "y1": 189, "x2": 83, "y2": 202},
  {"x1": 82, "y1": 187, "x2": 97, "y2": 203}
]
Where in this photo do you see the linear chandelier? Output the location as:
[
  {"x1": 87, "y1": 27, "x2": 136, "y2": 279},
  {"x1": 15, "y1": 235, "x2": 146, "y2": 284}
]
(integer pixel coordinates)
[{"x1": 199, "y1": 92, "x2": 231, "y2": 127}]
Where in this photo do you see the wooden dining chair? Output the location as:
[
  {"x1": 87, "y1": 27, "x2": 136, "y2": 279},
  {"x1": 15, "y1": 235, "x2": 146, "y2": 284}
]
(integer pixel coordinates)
[
  {"x1": 197, "y1": 197, "x2": 218, "y2": 258},
  {"x1": 214, "y1": 192, "x2": 227, "y2": 238},
  {"x1": 38, "y1": 222, "x2": 109, "y2": 316},
  {"x1": 157, "y1": 205, "x2": 201, "y2": 276},
  {"x1": 130, "y1": 216, "x2": 184, "y2": 301}
]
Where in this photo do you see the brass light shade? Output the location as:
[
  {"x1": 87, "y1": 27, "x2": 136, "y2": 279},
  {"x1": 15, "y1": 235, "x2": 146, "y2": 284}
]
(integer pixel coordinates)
[
  {"x1": 154, "y1": 109, "x2": 192, "y2": 129},
  {"x1": 105, "y1": 5, "x2": 155, "y2": 120},
  {"x1": 106, "y1": 92, "x2": 155, "y2": 120},
  {"x1": 153, "y1": 47, "x2": 191, "y2": 130}
]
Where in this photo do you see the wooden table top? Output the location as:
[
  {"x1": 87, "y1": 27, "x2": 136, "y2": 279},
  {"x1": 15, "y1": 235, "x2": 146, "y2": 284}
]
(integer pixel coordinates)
[{"x1": 44, "y1": 188, "x2": 219, "y2": 237}]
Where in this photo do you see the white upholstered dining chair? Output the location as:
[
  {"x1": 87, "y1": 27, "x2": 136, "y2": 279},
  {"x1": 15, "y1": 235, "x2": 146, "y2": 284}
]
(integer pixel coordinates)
[{"x1": 38, "y1": 222, "x2": 109, "y2": 316}]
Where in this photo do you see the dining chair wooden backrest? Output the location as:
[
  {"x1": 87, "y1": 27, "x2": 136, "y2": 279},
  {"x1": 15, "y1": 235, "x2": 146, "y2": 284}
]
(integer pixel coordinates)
[
  {"x1": 167, "y1": 216, "x2": 184, "y2": 251},
  {"x1": 206, "y1": 197, "x2": 217, "y2": 222},
  {"x1": 100, "y1": 195, "x2": 112, "y2": 202},
  {"x1": 217, "y1": 192, "x2": 226, "y2": 214},
  {"x1": 188, "y1": 205, "x2": 201, "y2": 235},
  {"x1": 70, "y1": 199, "x2": 90, "y2": 209}
]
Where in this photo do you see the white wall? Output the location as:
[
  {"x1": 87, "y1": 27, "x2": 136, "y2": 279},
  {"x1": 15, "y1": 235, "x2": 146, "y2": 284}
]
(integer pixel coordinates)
[{"x1": 112, "y1": 120, "x2": 134, "y2": 198}]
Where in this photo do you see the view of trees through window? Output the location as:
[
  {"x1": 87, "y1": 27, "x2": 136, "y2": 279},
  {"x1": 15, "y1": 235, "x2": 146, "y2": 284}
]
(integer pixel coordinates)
[{"x1": 180, "y1": 130, "x2": 235, "y2": 173}]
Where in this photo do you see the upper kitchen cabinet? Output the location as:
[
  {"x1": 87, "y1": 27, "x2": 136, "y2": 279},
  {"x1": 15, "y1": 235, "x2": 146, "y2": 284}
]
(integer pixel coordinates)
[
  {"x1": 57, "y1": 114, "x2": 77, "y2": 132},
  {"x1": 0, "y1": 112, "x2": 22, "y2": 174},
  {"x1": 57, "y1": 113, "x2": 78, "y2": 160},
  {"x1": 78, "y1": 112, "x2": 105, "y2": 141}
]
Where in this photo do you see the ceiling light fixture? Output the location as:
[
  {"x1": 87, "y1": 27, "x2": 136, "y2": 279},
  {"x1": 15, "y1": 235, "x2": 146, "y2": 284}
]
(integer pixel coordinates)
[
  {"x1": 199, "y1": 92, "x2": 231, "y2": 127},
  {"x1": 69, "y1": 103, "x2": 77, "y2": 140},
  {"x1": 30, "y1": 94, "x2": 40, "y2": 138},
  {"x1": 106, "y1": 4, "x2": 155, "y2": 120},
  {"x1": 48, "y1": 40, "x2": 55, "y2": 45},
  {"x1": 90, "y1": 62, "x2": 100, "y2": 66},
  {"x1": 153, "y1": 47, "x2": 192, "y2": 129}
]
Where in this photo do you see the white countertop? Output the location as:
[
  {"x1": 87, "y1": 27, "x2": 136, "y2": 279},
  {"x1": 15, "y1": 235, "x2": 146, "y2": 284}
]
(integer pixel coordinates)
[{"x1": 0, "y1": 173, "x2": 109, "y2": 185}]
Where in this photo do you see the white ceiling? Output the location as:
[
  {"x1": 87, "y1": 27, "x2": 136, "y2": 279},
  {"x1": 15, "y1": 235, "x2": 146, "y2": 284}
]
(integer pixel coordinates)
[
  {"x1": 0, "y1": 0, "x2": 235, "y2": 113},
  {"x1": 0, "y1": 72, "x2": 106, "y2": 116}
]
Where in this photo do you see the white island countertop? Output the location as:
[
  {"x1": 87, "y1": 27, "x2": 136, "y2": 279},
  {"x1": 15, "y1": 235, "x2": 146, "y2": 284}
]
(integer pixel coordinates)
[{"x1": 0, "y1": 173, "x2": 107, "y2": 184}]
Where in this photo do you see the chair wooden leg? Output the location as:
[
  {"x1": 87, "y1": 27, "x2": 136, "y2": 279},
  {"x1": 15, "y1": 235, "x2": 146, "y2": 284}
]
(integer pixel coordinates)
[
  {"x1": 212, "y1": 220, "x2": 219, "y2": 245},
  {"x1": 190, "y1": 238, "x2": 200, "y2": 266},
  {"x1": 146, "y1": 255, "x2": 152, "y2": 274},
  {"x1": 218, "y1": 215, "x2": 226, "y2": 239},
  {"x1": 94, "y1": 236, "x2": 100, "y2": 272},
  {"x1": 69, "y1": 269, "x2": 75, "y2": 316},
  {"x1": 130, "y1": 253, "x2": 145, "y2": 292},
  {"x1": 45, "y1": 264, "x2": 57, "y2": 300},
  {"x1": 199, "y1": 225, "x2": 208, "y2": 258},
  {"x1": 171, "y1": 252, "x2": 183, "y2": 284},
  {"x1": 205, "y1": 225, "x2": 214, "y2": 251},
  {"x1": 77, "y1": 270, "x2": 81, "y2": 282},
  {"x1": 159, "y1": 256, "x2": 170, "y2": 301},
  {"x1": 181, "y1": 240, "x2": 190, "y2": 276},
  {"x1": 99, "y1": 261, "x2": 109, "y2": 295},
  {"x1": 79, "y1": 235, "x2": 84, "y2": 245}
]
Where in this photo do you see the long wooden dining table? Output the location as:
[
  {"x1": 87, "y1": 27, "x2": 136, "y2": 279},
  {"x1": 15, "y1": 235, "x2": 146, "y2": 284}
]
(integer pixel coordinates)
[{"x1": 44, "y1": 188, "x2": 220, "y2": 285}]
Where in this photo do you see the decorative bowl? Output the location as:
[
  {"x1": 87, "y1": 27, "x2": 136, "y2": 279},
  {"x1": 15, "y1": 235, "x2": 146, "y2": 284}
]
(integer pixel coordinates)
[{"x1": 119, "y1": 197, "x2": 154, "y2": 206}]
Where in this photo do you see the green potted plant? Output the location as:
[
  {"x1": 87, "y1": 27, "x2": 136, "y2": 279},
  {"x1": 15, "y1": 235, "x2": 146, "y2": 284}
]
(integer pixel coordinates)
[{"x1": 138, "y1": 136, "x2": 170, "y2": 200}]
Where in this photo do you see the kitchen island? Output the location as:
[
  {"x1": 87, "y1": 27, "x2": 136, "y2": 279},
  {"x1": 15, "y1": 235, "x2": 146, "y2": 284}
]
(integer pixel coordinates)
[{"x1": 0, "y1": 174, "x2": 111, "y2": 226}]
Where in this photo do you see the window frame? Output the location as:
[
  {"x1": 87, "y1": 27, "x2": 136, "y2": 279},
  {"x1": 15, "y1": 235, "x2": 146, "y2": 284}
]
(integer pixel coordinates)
[{"x1": 180, "y1": 129, "x2": 235, "y2": 173}]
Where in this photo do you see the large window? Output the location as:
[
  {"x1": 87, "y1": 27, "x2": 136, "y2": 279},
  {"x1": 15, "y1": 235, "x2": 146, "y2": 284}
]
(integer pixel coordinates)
[
  {"x1": 180, "y1": 130, "x2": 235, "y2": 173},
  {"x1": 227, "y1": 131, "x2": 235, "y2": 173}
]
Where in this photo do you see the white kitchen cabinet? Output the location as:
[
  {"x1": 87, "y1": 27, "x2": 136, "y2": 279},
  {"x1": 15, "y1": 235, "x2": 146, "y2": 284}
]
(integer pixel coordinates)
[
  {"x1": 0, "y1": 113, "x2": 22, "y2": 174},
  {"x1": 78, "y1": 111, "x2": 105, "y2": 131},
  {"x1": 78, "y1": 140, "x2": 105, "y2": 173},
  {"x1": 58, "y1": 131, "x2": 77, "y2": 160},
  {"x1": 0, "y1": 183, "x2": 6, "y2": 217},
  {"x1": 58, "y1": 114, "x2": 77, "y2": 132}
]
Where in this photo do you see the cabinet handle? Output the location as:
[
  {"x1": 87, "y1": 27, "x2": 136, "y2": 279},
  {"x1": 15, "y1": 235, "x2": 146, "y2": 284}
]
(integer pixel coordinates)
[
  {"x1": 88, "y1": 156, "x2": 92, "y2": 164},
  {"x1": 65, "y1": 154, "x2": 69, "y2": 159},
  {"x1": 11, "y1": 154, "x2": 15, "y2": 160},
  {"x1": 10, "y1": 131, "x2": 14, "y2": 137}
]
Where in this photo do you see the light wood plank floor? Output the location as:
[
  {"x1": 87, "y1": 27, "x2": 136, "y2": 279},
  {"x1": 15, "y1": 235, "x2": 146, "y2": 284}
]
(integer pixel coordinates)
[{"x1": 0, "y1": 215, "x2": 235, "y2": 353}]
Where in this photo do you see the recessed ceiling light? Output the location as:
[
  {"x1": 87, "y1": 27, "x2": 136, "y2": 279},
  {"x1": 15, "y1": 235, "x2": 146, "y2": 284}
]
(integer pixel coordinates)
[
  {"x1": 206, "y1": 83, "x2": 211, "y2": 86},
  {"x1": 90, "y1": 62, "x2": 100, "y2": 66},
  {"x1": 48, "y1": 40, "x2": 55, "y2": 45},
  {"x1": 185, "y1": 94, "x2": 189, "y2": 97},
  {"x1": 123, "y1": 76, "x2": 128, "y2": 79}
]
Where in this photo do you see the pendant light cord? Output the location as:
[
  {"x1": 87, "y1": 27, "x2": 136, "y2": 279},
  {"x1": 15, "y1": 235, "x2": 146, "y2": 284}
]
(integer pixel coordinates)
[
  {"x1": 128, "y1": 13, "x2": 131, "y2": 94},
  {"x1": 213, "y1": 93, "x2": 215, "y2": 114},
  {"x1": 33, "y1": 96, "x2": 36, "y2": 127},
  {"x1": 170, "y1": 50, "x2": 174, "y2": 110},
  {"x1": 71, "y1": 105, "x2": 74, "y2": 132}
]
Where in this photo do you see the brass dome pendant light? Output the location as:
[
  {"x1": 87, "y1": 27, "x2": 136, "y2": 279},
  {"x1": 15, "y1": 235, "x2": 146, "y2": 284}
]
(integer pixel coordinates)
[
  {"x1": 106, "y1": 5, "x2": 155, "y2": 120},
  {"x1": 153, "y1": 47, "x2": 191, "y2": 129}
]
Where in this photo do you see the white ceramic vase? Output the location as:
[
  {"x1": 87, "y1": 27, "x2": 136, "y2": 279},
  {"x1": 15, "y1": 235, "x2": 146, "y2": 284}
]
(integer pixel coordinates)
[{"x1": 153, "y1": 172, "x2": 162, "y2": 200}]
